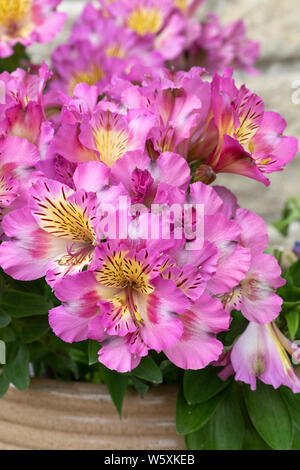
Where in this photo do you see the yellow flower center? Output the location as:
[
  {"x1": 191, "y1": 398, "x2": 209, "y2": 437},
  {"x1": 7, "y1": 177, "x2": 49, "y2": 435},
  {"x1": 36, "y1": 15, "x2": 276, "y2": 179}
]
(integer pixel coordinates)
[
  {"x1": 174, "y1": 0, "x2": 187, "y2": 11},
  {"x1": 106, "y1": 43, "x2": 125, "y2": 58},
  {"x1": 32, "y1": 184, "x2": 96, "y2": 244},
  {"x1": 0, "y1": 0, "x2": 31, "y2": 24},
  {"x1": 0, "y1": 0, "x2": 33, "y2": 37},
  {"x1": 93, "y1": 112, "x2": 129, "y2": 167},
  {"x1": 96, "y1": 251, "x2": 154, "y2": 295},
  {"x1": 127, "y1": 7, "x2": 163, "y2": 36},
  {"x1": 69, "y1": 65, "x2": 105, "y2": 95}
]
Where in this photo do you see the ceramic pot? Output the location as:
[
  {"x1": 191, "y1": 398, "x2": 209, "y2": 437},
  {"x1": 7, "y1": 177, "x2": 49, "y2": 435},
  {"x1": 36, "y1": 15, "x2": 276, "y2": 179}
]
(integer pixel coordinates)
[{"x1": 0, "y1": 379, "x2": 184, "y2": 450}]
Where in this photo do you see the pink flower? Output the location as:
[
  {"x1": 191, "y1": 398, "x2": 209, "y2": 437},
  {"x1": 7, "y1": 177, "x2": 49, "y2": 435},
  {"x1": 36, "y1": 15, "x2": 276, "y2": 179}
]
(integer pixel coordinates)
[
  {"x1": 189, "y1": 69, "x2": 298, "y2": 185},
  {"x1": 187, "y1": 14, "x2": 260, "y2": 74},
  {"x1": 165, "y1": 294, "x2": 230, "y2": 369},
  {"x1": 49, "y1": 241, "x2": 190, "y2": 370},
  {"x1": 54, "y1": 107, "x2": 156, "y2": 167},
  {"x1": 110, "y1": 150, "x2": 190, "y2": 205},
  {"x1": 109, "y1": 0, "x2": 174, "y2": 37},
  {"x1": 70, "y1": 3, "x2": 164, "y2": 68},
  {"x1": 0, "y1": 0, "x2": 66, "y2": 58},
  {"x1": 221, "y1": 254, "x2": 285, "y2": 324},
  {"x1": 0, "y1": 136, "x2": 40, "y2": 208},
  {"x1": 231, "y1": 322, "x2": 300, "y2": 393},
  {"x1": 0, "y1": 162, "x2": 118, "y2": 284},
  {"x1": 0, "y1": 64, "x2": 54, "y2": 156},
  {"x1": 51, "y1": 39, "x2": 130, "y2": 96}
]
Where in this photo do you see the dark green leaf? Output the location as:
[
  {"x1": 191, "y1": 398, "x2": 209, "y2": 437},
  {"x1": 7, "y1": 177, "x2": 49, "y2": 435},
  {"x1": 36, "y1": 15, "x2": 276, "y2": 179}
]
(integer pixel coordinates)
[
  {"x1": 100, "y1": 365, "x2": 128, "y2": 417},
  {"x1": 176, "y1": 387, "x2": 223, "y2": 435},
  {"x1": 160, "y1": 360, "x2": 181, "y2": 384},
  {"x1": 0, "y1": 326, "x2": 15, "y2": 342},
  {"x1": 21, "y1": 316, "x2": 50, "y2": 343},
  {"x1": 183, "y1": 367, "x2": 231, "y2": 405},
  {"x1": 185, "y1": 384, "x2": 245, "y2": 450},
  {"x1": 185, "y1": 422, "x2": 214, "y2": 450},
  {"x1": 0, "y1": 43, "x2": 29, "y2": 73},
  {"x1": 0, "y1": 373, "x2": 9, "y2": 398},
  {"x1": 131, "y1": 377, "x2": 149, "y2": 398},
  {"x1": 280, "y1": 387, "x2": 300, "y2": 430},
  {"x1": 4, "y1": 344, "x2": 30, "y2": 391},
  {"x1": 88, "y1": 340, "x2": 100, "y2": 366},
  {"x1": 0, "y1": 290, "x2": 51, "y2": 318},
  {"x1": 286, "y1": 311, "x2": 299, "y2": 340},
  {"x1": 243, "y1": 382, "x2": 293, "y2": 450},
  {"x1": 243, "y1": 422, "x2": 272, "y2": 450},
  {"x1": 292, "y1": 423, "x2": 300, "y2": 450},
  {"x1": 0, "y1": 309, "x2": 11, "y2": 328},
  {"x1": 132, "y1": 356, "x2": 163, "y2": 384}
]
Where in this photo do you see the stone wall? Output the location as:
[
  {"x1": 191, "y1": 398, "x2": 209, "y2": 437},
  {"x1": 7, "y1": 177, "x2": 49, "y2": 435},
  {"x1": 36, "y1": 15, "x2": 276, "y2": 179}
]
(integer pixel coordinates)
[{"x1": 28, "y1": 0, "x2": 300, "y2": 224}]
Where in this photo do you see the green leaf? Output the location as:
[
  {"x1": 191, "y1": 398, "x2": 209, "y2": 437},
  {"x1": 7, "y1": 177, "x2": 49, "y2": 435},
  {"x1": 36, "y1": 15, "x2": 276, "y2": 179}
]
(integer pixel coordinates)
[
  {"x1": 286, "y1": 311, "x2": 300, "y2": 340},
  {"x1": 131, "y1": 377, "x2": 149, "y2": 398},
  {"x1": 0, "y1": 290, "x2": 51, "y2": 318},
  {"x1": 0, "y1": 309, "x2": 11, "y2": 328},
  {"x1": 0, "y1": 373, "x2": 9, "y2": 398},
  {"x1": 45, "y1": 354, "x2": 79, "y2": 380},
  {"x1": 183, "y1": 367, "x2": 231, "y2": 404},
  {"x1": 185, "y1": 384, "x2": 245, "y2": 450},
  {"x1": 88, "y1": 340, "x2": 100, "y2": 366},
  {"x1": 176, "y1": 387, "x2": 223, "y2": 435},
  {"x1": 280, "y1": 387, "x2": 300, "y2": 430},
  {"x1": 272, "y1": 198, "x2": 300, "y2": 237},
  {"x1": 132, "y1": 356, "x2": 163, "y2": 384},
  {"x1": 243, "y1": 422, "x2": 272, "y2": 450},
  {"x1": 159, "y1": 360, "x2": 181, "y2": 384},
  {"x1": 21, "y1": 316, "x2": 50, "y2": 343},
  {"x1": 0, "y1": 43, "x2": 29, "y2": 73},
  {"x1": 243, "y1": 382, "x2": 293, "y2": 450},
  {"x1": 4, "y1": 344, "x2": 30, "y2": 391},
  {"x1": 185, "y1": 423, "x2": 214, "y2": 450},
  {"x1": 100, "y1": 365, "x2": 128, "y2": 417},
  {"x1": 292, "y1": 423, "x2": 300, "y2": 450},
  {"x1": 210, "y1": 384, "x2": 245, "y2": 449}
]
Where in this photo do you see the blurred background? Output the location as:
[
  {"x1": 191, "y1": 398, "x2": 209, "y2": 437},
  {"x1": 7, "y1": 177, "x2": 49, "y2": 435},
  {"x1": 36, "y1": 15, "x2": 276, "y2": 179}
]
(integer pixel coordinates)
[{"x1": 28, "y1": 0, "x2": 300, "y2": 224}]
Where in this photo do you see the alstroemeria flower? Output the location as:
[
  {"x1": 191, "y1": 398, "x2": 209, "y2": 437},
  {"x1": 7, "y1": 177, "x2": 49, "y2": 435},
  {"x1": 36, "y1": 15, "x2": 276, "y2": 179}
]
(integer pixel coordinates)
[
  {"x1": 186, "y1": 182, "x2": 251, "y2": 294},
  {"x1": 0, "y1": 135, "x2": 40, "y2": 207},
  {"x1": 49, "y1": 241, "x2": 190, "y2": 371},
  {"x1": 173, "y1": 0, "x2": 204, "y2": 16},
  {"x1": 165, "y1": 294, "x2": 230, "y2": 369},
  {"x1": 69, "y1": 3, "x2": 164, "y2": 68},
  {"x1": 51, "y1": 39, "x2": 130, "y2": 96},
  {"x1": 188, "y1": 69, "x2": 298, "y2": 185},
  {"x1": 110, "y1": 150, "x2": 190, "y2": 205},
  {"x1": 0, "y1": 162, "x2": 119, "y2": 284},
  {"x1": 221, "y1": 254, "x2": 285, "y2": 324},
  {"x1": 0, "y1": 64, "x2": 54, "y2": 158},
  {"x1": 231, "y1": 321, "x2": 300, "y2": 393},
  {"x1": 0, "y1": 0, "x2": 66, "y2": 58},
  {"x1": 109, "y1": 0, "x2": 174, "y2": 38},
  {"x1": 55, "y1": 107, "x2": 156, "y2": 168},
  {"x1": 187, "y1": 14, "x2": 260, "y2": 75}
]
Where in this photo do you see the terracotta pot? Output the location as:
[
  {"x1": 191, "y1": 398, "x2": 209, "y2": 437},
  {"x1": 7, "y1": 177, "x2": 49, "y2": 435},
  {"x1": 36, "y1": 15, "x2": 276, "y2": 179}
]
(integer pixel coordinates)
[{"x1": 0, "y1": 379, "x2": 184, "y2": 450}]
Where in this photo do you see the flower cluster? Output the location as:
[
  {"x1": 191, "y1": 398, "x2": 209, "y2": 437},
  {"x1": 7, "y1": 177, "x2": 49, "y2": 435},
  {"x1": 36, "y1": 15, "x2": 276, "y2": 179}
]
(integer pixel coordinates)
[
  {"x1": 0, "y1": 56, "x2": 299, "y2": 394},
  {"x1": 0, "y1": 0, "x2": 298, "y2": 397},
  {"x1": 49, "y1": 0, "x2": 260, "y2": 96},
  {"x1": 0, "y1": 0, "x2": 66, "y2": 58}
]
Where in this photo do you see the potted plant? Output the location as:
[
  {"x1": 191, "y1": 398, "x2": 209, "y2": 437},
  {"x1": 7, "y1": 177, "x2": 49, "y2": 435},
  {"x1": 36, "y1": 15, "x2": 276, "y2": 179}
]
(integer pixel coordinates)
[{"x1": 0, "y1": 0, "x2": 299, "y2": 451}]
